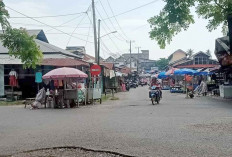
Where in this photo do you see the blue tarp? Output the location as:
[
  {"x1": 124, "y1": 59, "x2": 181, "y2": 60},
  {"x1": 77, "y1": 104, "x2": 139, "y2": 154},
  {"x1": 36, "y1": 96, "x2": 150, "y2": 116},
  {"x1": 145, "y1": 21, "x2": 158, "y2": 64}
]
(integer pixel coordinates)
[
  {"x1": 158, "y1": 71, "x2": 167, "y2": 79},
  {"x1": 174, "y1": 68, "x2": 197, "y2": 75}
]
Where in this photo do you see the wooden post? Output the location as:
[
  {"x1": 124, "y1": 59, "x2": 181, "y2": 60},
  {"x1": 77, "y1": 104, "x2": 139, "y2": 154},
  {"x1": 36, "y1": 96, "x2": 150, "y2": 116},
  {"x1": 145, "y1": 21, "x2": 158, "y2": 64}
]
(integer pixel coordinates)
[
  {"x1": 77, "y1": 81, "x2": 79, "y2": 108},
  {"x1": 185, "y1": 75, "x2": 188, "y2": 98}
]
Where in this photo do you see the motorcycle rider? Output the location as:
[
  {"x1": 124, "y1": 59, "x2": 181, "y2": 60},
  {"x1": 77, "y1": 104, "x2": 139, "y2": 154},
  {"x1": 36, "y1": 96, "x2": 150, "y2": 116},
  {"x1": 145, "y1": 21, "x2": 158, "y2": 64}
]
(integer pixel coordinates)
[{"x1": 150, "y1": 78, "x2": 162, "y2": 98}]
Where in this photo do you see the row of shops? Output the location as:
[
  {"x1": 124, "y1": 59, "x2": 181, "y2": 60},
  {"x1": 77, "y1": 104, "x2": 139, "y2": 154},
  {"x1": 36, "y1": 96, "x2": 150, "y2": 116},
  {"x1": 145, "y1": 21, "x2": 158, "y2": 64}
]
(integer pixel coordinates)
[{"x1": 0, "y1": 30, "x2": 131, "y2": 104}]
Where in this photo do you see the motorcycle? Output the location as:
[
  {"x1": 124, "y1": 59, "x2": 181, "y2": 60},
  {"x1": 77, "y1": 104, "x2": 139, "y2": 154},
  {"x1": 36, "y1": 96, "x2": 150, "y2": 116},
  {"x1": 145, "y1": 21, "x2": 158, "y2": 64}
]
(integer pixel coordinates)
[
  {"x1": 149, "y1": 86, "x2": 161, "y2": 105},
  {"x1": 125, "y1": 82, "x2": 130, "y2": 91}
]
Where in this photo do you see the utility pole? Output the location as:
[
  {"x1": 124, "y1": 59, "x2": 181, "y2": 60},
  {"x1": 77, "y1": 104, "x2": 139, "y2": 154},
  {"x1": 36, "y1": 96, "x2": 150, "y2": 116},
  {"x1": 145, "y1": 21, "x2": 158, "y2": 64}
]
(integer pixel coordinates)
[
  {"x1": 97, "y1": 19, "x2": 101, "y2": 65},
  {"x1": 92, "y1": 0, "x2": 98, "y2": 64},
  {"x1": 130, "y1": 41, "x2": 132, "y2": 73},
  {"x1": 228, "y1": 14, "x2": 232, "y2": 53},
  {"x1": 127, "y1": 40, "x2": 135, "y2": 73},
  {"x1": 135, "y1": 46, "x2": 141, "y2": 73}
]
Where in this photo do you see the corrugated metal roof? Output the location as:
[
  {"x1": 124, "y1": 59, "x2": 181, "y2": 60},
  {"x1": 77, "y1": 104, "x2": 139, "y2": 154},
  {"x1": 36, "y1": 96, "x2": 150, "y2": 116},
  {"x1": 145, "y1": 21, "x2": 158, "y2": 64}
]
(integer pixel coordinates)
[
  {"x1": 0, "y1": 39, "x2": 81, "y2": 58},
  {"x1": 35, "y1": 39, "x2": 80, "y2": 58},
  {"x1": 42, "y1": 58, "x2": 89, "y2": 67}
]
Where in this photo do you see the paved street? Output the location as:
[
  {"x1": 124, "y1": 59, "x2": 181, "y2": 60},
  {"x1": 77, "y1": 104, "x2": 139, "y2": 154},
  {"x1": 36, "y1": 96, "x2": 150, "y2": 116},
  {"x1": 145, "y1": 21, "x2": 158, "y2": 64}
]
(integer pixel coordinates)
[{"x1": 0, "y1": 86, "x2": 232, "y2": 157}]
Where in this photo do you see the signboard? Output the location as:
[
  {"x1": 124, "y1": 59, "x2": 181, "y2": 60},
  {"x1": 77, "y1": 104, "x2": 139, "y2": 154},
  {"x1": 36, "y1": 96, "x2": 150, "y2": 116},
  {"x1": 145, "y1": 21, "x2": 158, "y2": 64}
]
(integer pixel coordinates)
[{"x1": 90, "y1": 65, "x2": 101, "y2": 76}]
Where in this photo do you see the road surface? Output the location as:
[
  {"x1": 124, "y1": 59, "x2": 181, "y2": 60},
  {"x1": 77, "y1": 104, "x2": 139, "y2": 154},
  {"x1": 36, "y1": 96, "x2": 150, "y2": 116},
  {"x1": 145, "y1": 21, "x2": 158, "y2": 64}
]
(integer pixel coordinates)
[{"x1": 0, "y1": 86, "x2": 232, "y2": 156}]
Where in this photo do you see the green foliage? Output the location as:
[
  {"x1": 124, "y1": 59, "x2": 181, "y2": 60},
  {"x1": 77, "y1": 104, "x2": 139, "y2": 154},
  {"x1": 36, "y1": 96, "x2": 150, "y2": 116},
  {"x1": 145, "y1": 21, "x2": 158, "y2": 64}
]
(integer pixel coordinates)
[
  {"x1": 206, "y1": 49, "x2": 211, "y2": 57},
  {"x1": 148, "y1": 0, "x2": 232, "y2": 48},
  {"x1": 0, "y1": 28, "x2": 43, "y2": 68},
  {"x1": 156, "y1": 58, "x2": 169, "y2": 70},
  {"x1": 187, "y1": 49, "x2": 194, "y2": 57},
  {"x1": 0, "y1": 1, "x2": 43, "y2": 68},
  {"x1": 0, "y1": 0, "x2": 10, "y2": 29}
]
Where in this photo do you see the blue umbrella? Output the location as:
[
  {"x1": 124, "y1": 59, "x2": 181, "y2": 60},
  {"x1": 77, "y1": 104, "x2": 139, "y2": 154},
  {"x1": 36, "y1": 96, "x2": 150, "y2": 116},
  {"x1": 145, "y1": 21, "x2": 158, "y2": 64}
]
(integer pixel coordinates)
[
  {"x1": 158, "y1": 71, "x2": 167, "y2": 79},
  {"x1": 195, "y1": 71, "x2": 208, "y2": 76},
  {"x1": 174, "y1": 68, "x2": 197, "y2": 75}
]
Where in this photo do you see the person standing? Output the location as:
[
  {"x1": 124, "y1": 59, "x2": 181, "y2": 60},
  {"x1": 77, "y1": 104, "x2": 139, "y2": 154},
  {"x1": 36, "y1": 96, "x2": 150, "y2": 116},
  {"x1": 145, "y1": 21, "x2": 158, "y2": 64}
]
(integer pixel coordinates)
[{"x1": 200, "y1": 80, "x2": 208, "y2": 96}]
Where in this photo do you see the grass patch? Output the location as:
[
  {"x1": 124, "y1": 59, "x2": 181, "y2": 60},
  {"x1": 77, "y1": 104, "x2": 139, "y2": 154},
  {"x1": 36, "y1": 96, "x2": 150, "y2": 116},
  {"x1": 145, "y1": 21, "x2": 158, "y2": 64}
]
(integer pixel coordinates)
[
  {"x1": 110, "y1": 97, "x2": 119, "y2": 100},
  {"x1": 0, "y1": 100, "x2": 24, "y2": 106},
  {"x1": 101, "y1": 94, "x2": 112, "y2": 102}
]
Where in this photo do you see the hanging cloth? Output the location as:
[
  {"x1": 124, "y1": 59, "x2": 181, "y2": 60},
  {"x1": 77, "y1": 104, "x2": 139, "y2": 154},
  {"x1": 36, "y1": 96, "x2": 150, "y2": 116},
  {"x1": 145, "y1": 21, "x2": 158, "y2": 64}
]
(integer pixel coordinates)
[
  {"x1": 35, "y1": 72, "x2": 42, "y2": 83},
  {"x1": 9, "y1": 70, "x2": 18, "y2": 87}
]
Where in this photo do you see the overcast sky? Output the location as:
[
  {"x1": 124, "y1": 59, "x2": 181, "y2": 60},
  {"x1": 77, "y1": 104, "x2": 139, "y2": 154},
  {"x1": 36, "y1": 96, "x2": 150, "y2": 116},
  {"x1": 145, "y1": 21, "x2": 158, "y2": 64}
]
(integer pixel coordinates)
[{"x1": 5, "y1": 0, "x2": 223, "y2": 60}]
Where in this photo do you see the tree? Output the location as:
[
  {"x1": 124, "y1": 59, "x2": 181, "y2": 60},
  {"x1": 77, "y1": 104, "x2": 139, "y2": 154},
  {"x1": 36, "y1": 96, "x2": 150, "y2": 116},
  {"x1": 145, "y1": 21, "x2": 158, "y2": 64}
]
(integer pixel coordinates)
[
  {"x1": 186, "y1": 49, "x2": 194, "y2": 57},
  {"x1": 206, "y1": 49, "x2": 212, "y2": 57},
  {"x1": 0, "y1": 1, "x2": 42, "y2": 68},
  {"x1": 148, "y1": 0, "x2": 232, "y2": 49},
  {"x1": 156, "y1": 58, "x2": 169, "y2": 70}
]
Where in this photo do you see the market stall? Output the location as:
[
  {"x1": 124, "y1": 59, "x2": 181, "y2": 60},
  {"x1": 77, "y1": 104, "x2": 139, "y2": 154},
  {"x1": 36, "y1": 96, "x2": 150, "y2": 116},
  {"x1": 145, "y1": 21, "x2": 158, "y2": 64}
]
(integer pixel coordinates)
[{"x1": 42, "y1": 67, "x2": 88, "y2": 108}]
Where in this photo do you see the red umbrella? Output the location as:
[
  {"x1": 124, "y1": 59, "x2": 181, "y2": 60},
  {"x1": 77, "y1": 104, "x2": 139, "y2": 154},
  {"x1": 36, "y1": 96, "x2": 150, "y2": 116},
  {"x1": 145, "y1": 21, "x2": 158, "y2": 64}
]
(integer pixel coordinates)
[{"x1": 42, "y1": 67, "x2": 88, "y2": 80}]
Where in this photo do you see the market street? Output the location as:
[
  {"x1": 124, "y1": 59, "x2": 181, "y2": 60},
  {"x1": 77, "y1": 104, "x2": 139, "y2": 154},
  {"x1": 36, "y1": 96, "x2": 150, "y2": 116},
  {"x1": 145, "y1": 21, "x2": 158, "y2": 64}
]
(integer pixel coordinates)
[{"x1": 0, "y1": 86, "x2": 232, "y2": 157}]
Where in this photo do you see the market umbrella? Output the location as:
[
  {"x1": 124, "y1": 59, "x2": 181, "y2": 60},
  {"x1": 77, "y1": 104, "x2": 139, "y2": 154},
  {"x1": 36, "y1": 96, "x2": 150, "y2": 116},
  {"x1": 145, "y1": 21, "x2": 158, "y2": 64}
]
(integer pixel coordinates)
[
  {"x1": 42, "y1": 67, "x2": 88, "y2": 80},
  {"x1": 174, "y1": 68, "x2": 197, "y2": 75},
  {"x1": 158, "y1": 71, "x2": 167, "y2": 79}
]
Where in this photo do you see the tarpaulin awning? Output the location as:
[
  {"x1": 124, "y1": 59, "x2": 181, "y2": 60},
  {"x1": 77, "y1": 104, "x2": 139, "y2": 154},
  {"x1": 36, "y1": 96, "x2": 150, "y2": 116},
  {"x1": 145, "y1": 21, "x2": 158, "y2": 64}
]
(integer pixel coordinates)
[{"x1": 174, "y1": 68, "x2": 197, "y2": 75}]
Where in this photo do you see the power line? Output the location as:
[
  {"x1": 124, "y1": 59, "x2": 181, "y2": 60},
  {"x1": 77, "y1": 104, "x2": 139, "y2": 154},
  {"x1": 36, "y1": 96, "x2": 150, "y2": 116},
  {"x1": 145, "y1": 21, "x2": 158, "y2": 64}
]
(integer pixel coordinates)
[
  {"x1": 46, "y1": 32, "x2": 94, "y2": 37},
  {"x1": 66, "y1": 15, "x2": 88, "y2": 46},
  {"x1": 45, "y1": 14, "x2": 86, "y2": 32},
  {"x1": 6, "y1": 6, "x2": 94, "y2": 43},
  {"x1": 98, "y1": 0, "x2": 127, "y2": 41},
  {"x1": 85, "y1": 21, "x2": 92, "y2": 47},
  {"x1": 96, "y1": 7, "x2": 126, "y2": 42},
  {"x1": 10, "y1": 11, "x2": 86, "y2": 18},
  {"x1": 10, "y1": 22, "x2": 91, "y2": 28},
  {"x1": 102, "y1": 0, "x2": 160, "y2": 20},
  {"x1": 105, "y1": 0, "x2": 130, "y2": 40},
  {"x1": 87, "y1": 8, "x2": 122, "y2": 56},
  {"x1": 45, "y1": 5, "x2": 92, "y2": 32}
]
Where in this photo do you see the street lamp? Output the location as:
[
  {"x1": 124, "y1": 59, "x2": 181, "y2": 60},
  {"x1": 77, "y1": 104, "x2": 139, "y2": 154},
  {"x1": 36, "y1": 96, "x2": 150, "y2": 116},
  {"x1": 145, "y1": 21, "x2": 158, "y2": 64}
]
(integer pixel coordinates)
[{"x1": 97, "y1": 20, "x2": 117, "y2": 65}]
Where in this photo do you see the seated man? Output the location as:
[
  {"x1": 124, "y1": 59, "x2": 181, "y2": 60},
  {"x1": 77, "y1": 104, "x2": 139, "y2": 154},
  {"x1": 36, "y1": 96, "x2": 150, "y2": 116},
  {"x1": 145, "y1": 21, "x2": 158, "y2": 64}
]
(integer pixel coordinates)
[{"x1": 150, "y1": 78, "x2": 162, "y2": 98}]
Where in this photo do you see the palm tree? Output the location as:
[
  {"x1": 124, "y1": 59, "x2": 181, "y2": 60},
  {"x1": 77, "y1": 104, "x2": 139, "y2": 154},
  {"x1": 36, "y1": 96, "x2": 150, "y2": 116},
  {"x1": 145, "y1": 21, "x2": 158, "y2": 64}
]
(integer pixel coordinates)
[
  {"x1": 206, "y1": 49, "x2": 212, "y2": 58},
  {"x1": 186, "y1": 49, "x2": 194, "y2": 57}
]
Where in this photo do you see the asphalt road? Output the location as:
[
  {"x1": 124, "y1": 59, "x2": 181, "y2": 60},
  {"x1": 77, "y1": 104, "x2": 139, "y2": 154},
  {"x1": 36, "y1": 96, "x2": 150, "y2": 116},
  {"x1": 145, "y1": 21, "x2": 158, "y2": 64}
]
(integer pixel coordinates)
[{"x1": 0, "y1": 86, "x2": 232, "y2": 157}]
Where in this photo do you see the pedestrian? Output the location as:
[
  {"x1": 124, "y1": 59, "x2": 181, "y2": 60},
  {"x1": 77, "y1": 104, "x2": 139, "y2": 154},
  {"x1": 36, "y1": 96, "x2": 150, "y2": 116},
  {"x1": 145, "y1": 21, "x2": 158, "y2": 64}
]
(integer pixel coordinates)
[{"x1": 199, "y1": 80, "x2": 208, "y2": 96}]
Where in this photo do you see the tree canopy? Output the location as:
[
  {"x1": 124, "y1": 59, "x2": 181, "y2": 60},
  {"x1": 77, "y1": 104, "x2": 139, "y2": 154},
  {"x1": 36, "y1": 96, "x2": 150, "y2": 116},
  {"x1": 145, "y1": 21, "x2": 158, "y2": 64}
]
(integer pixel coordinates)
[
  {"x1": 0, "y1": 1, "x2": 42, "y2": 68},
  {"x1": 156, "y1": 58, "x2": 169, "y2": 70},
  {"x1": 187, "y1": 49, "x2": 194, "y2": 57},
  {"x1": 148, "y1": 0, "x2": 232, "y2": 49}
]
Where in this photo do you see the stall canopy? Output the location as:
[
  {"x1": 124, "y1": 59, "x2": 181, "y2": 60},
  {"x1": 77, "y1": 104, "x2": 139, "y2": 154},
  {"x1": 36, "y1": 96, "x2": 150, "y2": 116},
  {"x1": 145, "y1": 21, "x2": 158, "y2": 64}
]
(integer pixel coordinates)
[
  {"x1": 174, "y1": 68, "x2": 197, "y2": 75},
  {"x1": 42, "y1": 67, "x2": 88, "y2": 80},
  {"x1": 158, "y1": 71, "x2": 167, "y2": 79}
]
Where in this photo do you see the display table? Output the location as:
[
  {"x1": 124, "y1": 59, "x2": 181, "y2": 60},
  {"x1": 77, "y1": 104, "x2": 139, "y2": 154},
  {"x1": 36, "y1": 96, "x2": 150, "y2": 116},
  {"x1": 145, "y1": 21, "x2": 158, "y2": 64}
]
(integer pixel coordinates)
[{"x1": 219, "y1": 85, "x2": 232, "y2": 98}]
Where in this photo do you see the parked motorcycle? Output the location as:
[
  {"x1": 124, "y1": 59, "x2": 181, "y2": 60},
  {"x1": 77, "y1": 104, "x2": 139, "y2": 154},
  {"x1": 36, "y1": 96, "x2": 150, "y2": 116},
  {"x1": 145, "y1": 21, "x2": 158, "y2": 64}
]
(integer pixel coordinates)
[
  {"x1": 149, "y1": 86, "x2": 161, "y2": 105},
  {"x1": 125, "y1": 82, "x2": 130, "y2": 91}
]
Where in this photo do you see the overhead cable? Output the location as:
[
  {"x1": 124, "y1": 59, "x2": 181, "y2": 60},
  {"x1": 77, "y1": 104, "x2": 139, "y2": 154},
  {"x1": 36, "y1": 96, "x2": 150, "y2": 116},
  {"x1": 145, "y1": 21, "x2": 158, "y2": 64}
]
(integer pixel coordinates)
[
  {"x1": 10, "y1": 11, "x2": 86, "y2": 18},
  {"x1": 6, "y1": 6, "x2": 93, "y2": 43},
  {"x1": 102, "y1": 0, "x2": 159, "y2": 20}
]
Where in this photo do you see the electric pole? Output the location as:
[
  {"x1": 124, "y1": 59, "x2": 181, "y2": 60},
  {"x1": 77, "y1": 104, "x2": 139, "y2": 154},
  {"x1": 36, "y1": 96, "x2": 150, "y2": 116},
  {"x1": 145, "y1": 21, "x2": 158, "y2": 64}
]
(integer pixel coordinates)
[
  {"x1": 97, "y1": 19, "x2": 101, "y2": 65},
  {"x1": 135, "y1": 46, "x2": 141, "y2": 73},
  {"x1": 92, "y1": 0, "x2": 98, "y2": 64},
  {"x1": 228, "y1": 14, "x2": 232, "y2": 52},
  {"x1": 127, "y1": 40, "x2": 135, "y2": 73}
]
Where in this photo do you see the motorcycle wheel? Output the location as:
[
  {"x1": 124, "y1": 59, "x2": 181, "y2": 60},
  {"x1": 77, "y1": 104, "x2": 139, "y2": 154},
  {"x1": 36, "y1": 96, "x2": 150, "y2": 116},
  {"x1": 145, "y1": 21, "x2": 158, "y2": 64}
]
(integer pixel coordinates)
[
  {"x1": 151, "y1": 98, "x2": 155, "y2": 105},
  {"x1": 156, "y1": 96, "x2": 160, "y2": 104}
]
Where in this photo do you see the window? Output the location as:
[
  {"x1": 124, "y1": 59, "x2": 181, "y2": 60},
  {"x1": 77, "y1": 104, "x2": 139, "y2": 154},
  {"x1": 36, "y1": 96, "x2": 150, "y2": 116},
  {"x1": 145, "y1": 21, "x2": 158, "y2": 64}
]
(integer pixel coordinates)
[
  {"x1": 195, "y1": 58, "x2": 199, "y2": 64},
  {"x1": 203, "y1": 58, "x2": 207, "y2": 64}
]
